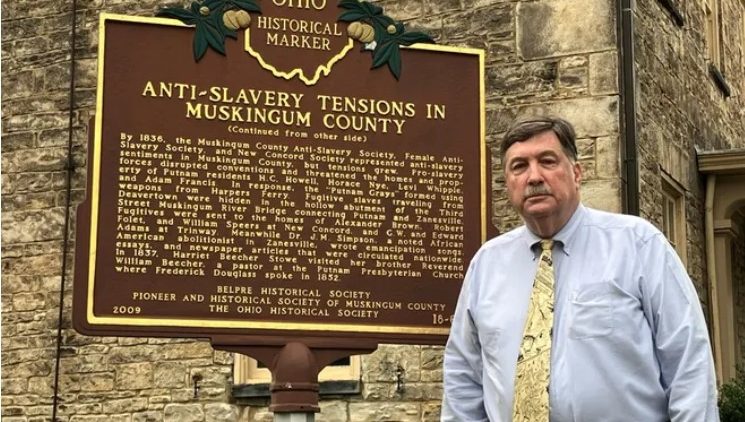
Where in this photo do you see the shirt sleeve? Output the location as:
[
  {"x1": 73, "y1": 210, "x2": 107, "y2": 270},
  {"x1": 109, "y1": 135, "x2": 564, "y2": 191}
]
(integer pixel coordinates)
[
  {"x1": 441, "y1": 256, "x2": 489, "y2": 422},
  {"x1": 638, "y1": 233, "x2": 720, "y2": 422}
]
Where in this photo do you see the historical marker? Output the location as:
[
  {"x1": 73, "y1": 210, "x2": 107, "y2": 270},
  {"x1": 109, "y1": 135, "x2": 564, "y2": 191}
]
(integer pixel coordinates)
[{"x1": 74, "y1": 1, "x2": 485, "y2": 346}]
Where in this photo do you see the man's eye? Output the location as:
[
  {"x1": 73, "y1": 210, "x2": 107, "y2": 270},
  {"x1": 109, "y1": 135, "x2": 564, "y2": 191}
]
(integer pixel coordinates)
[
  {"x1": 511, "y1": 162, "x2": 527, "y2": 172},
  {"x1": 541, "y1": 158, "x2": 558, "y2": 166}
]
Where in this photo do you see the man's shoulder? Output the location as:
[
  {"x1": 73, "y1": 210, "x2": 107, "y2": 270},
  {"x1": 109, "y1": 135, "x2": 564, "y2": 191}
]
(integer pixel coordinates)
[
  {"x1": 582, "y1": 207, "x2": 662, "y2": 241},
  {"x1": 480, "y1": 224, "x2": 527, "y2": 250}
]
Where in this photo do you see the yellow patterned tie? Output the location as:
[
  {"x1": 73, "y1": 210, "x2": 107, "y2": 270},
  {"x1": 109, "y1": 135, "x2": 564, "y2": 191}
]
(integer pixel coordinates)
[{"x1": 513, "y1": 239, "x2": 554, "y2": 422}]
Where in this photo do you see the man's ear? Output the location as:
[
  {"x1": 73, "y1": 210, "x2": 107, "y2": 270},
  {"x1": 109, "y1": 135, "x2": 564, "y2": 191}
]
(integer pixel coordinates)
[{"x1": 573, "y1": 161, "x2": 582, "y2": 187}]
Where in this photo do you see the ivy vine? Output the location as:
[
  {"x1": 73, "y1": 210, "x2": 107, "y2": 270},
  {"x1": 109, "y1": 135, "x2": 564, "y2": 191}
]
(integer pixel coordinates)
[
  {"x1": 338, "y1": 0, "x2": 434, "y2": 79},
  {"x1": 157, "y1": 0, "x2": 260, "y2": 61}
]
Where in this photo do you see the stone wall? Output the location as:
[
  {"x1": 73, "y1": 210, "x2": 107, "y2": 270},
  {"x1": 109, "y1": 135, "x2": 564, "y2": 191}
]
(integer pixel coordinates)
[
  {"x1": 633, "y1": 0, "x2": 745, "y2": 309},
  {"x1": 487, "y1": 0, "x2": 622, "y2": 233}
]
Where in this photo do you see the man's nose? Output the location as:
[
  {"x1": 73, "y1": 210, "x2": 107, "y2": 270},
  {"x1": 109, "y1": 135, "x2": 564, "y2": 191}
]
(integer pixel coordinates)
[{"x1": 526, "y1": 162, "x2": 544, "y2": 184}]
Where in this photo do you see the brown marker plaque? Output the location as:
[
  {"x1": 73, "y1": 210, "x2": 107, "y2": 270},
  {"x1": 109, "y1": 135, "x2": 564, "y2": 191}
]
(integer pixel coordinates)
[{"x1": 74, "y1": 8, "x2": 485, "y2": 346}]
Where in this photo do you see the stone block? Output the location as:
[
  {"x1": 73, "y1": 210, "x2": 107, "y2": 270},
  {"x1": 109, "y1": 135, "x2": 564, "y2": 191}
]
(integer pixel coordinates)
[
  {"x1": 362, "y1": 344, "x2": 421, "y2": 382},
  {"x1": 379, "y1": 0, "x2": 423, "y2": 21},
  {"x1": 1, "y1": 131, "x2": 36, "y2": 152},
  {"x1": 38, "y1": 128, "x2": 70, "y2": 148},
  {"x1": 9, "y1": 172, "x2": 54, "y2": 192},
  {"x1": 558, "y1": 66, "x2": 588, "y2": 89},
  {"x1": 190, "y1": 367, "x2": 230, "y2": 388},
  {"x1": 3, "y1": 113, "x2": 69, "y2": 134},
  {"x1": 349, "y1": 402, "x2": 420, "y2": 421},
  {"x1": 212, "y1": 350, "x2": 233, "y2": 366},
  {"x1": 488, "y1": 60, "x2": 558, "y2": 98},
  {"x1": 108, "y1": 345, "x2": 164, "y2": 364},
  {"x1": 362, "y1": 382, "x2": 397, "y2": 400},
  {"x1": 396, "y1": 382, "x2": 442, "y2": 401},
  {"x1": 57, "y1": 402, "x2": 102, "y2": 415},
  {"x1": 422, "y1": 401, "x2": 443, "y2": 421},
  {"x1": 596, "y1": 136, "x2": 620, "y2": 179},
  {"x1": 3, "y1": 275, "x2": 45, "y2": 293},
  {"x1": 2, "y1": 191, "x2": 59, "y2": 212},
  {"x1": 3, "y1": 251, "x2": 61, "y2": 276},
  {"x1": 67, "y1": 371, "x2": 116, "y2": 392},
  {"x1": 422, "y1": 0, "x2": 460, "y2": 16},
  {"x1": 42, "y1": 61, "x2": 71, "y2": 92},
  {"x1": 103, "y1": 397, "x2": 149, "y2": 414},
  {"x1": 204, "y1": 403, "x2": 238, "y2": 422},
  {"x1": 164, "y1": 404, "x2": 205, "y2": 422},
  {"x1": 517, "y1": 0, "x2": 614, "y2": 60},
  {"x1": 589, "y1": 50, "x2": 618, "y2": 94},
  {"x1": 69, "y1": 415, "x2": 130, "y2": 422},
  {"x1": 133, "y1": 410, "x2": 163, "y2": 422},
  {"x1": 580, "y1": 179, "x2": 621, "y2": 212},
  {"x1": 11, "y1": 292, "x2": 47, "y2": 311},
  {"x1": 2, "y1": 378, "x2": 30, "y2": 395},
  {"x1": 1, "y1": 147, "x2": 68, "y2": 173},
  {"x1": 153, "y1": 362, "x2": 187, "y2": 388},
  {"x1": 28, "y1": 377, "x2": 54, "y2": 397},
  {"x1": 2, "y1": 208, "x2": 66, "y2": 243},
  {"x1": 161, "y1": 341, "x2": 214, "y2": 360},
  {"x1": 116, "y1": 362, "x2": 154, "y2": 390},
  {"x1": 512, "y1": 96, "x2": 619, "y2": 138},
  {"x1": 443, "y1": 4, "x2": 513, "y2": 41},
  {"x1": 239, "y1": 407, "x2": 272, "y2": 422},
  {"x1": 317, "y1": 400, "x2": 348, "y2": 422},
  {"x1": 420, "y1": 347, "x2": 443, "y2": 370}
]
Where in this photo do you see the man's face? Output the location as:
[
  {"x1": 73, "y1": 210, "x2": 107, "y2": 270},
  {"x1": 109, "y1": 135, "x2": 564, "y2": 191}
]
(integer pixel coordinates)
[{"x1": 504, "y1": 131, "x2": 582, "y2": 226}]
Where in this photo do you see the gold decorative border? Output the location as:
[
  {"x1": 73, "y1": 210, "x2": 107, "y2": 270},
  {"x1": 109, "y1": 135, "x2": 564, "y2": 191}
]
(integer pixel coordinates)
[
  {"x1": 243, "y1": 28, "x2": 355, "y2": 86},
  {"x1": 89, "y1": 14, "x2": 486, "y2": 336}
]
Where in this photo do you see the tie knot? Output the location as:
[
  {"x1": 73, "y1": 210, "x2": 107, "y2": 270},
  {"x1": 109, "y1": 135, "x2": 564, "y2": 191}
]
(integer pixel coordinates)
[{"x1": 540, "y1": 239, "x2": 553, "y2": 252}]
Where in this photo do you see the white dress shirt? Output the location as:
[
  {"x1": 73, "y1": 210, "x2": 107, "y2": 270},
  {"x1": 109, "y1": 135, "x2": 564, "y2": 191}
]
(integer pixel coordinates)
[{"x1": 442, "y1": 205, "x2": 719, "y2": 421}]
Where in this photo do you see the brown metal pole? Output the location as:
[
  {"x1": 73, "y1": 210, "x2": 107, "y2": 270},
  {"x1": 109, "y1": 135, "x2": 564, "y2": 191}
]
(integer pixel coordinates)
[{"x1": 269, "y1": 342, "x2": 320, "y2": 413}]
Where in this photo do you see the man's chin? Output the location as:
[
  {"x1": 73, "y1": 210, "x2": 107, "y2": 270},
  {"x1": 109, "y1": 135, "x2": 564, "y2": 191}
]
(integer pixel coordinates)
[{"x1": 521, "y1": 200, "x2": 556, "y2": 218}]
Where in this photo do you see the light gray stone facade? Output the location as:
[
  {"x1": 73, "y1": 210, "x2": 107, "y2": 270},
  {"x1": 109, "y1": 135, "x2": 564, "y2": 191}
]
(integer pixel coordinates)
[{"x1": 3, "y1": 0, "x2": 745, "y2": 420}]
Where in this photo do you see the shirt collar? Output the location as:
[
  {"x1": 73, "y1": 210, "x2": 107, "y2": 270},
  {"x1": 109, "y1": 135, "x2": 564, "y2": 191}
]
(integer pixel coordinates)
[{"x1": 522, "y1": 204, "x2": 586, "y2": 257}]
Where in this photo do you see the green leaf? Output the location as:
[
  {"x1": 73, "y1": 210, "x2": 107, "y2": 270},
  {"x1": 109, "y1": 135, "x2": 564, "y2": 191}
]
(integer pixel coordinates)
[
  {"x1": 338, "y1": 10, "x2": 366, "y2": 21},
  {"x1": 398, "y1": 31, "x2": 434, "y2": 46},
  {"x1": 387, "y1": 45, "x2": 401, "y2": 79},
  {"x1": 338, "y1": 0, "x2": 363, "y2": 10},
  {"x1": 371, "y1": 40, "x2": 395, "y2": 68},
  {"x1": 203, "y1": 0, "x2": 226, "y2": 10},
  {"x1": 371, "y1": 15, "x2": 395, "y2": 33},
  {"x1": 210, "y1": 11, "x2": 229, "y2": 36},
  {"x1": 224, "y1": 28, "x2": 238, "y2": 39},
  {"x1": 190, "y1": 2, "x2": 202, "y2": 14},
  {"x1": 193, "y1": 28, "x2": 209, "y2": 61},
  {"x1": 359, "y1": 1, "x2": 383, "y2": 16},
  {"x1": 201, "y1": 21, "x2": 226, "y2": 55},
  {"x1": 208, "y1": 11, "x2": 237, "y2": 39}
]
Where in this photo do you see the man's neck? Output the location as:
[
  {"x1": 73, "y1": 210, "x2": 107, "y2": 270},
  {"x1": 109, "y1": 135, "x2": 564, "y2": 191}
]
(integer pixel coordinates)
[{"x1": 524, "y1": 203, "x2": 580, "y2": 238}]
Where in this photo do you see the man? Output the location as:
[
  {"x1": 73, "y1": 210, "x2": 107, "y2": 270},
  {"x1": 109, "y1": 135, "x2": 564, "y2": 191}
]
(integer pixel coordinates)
[{"x1": 441, "y1": 116, "x2": 719, "y2": 421}]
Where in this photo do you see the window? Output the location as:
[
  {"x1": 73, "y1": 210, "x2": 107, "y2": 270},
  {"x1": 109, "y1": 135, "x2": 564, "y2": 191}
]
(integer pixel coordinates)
[
  {"x1": 704, "y1": 0, "x2": 722, "y2": 68},
  {"x1": 234, "y1": 354, "x2": 361, "y2": 388},
  {"x1": 661, "y1": 172, "x2": 687, "y2": 264}
]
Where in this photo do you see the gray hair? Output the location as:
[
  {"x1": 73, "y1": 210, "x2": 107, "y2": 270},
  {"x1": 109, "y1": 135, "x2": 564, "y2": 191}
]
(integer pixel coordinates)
[{"x1": 500, "y1": 116, "x2": 578, "y2": 162}]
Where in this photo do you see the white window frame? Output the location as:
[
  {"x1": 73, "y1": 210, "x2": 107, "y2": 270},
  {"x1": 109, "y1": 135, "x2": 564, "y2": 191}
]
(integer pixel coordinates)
[
  {"x1": 660, "y1": 172, "x2": 688, "y2": 265},
  {"x1": 704, "y1": 0, "x2": 722, "y2": 68},
  {"x1": 234, "y1": 354, "x2": 361, "y2": 385}
]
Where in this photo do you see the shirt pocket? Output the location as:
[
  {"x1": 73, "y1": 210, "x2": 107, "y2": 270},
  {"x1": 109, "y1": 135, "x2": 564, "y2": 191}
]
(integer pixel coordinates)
[{"x1": 569, "y1": 282, "x2": 614, "y2": 339}]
